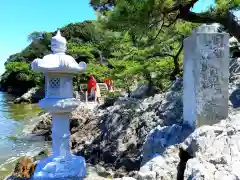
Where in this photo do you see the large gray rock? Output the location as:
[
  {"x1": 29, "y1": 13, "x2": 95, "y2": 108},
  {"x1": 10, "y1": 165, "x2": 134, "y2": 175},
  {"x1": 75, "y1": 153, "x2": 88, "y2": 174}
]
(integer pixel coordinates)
[
  {"x1": 139, "y1": 124, "x2": 193, "y2": 180},
  {"x1": 82, "y1": 80, "x2": 182, "y2": 171},
  {"x1": 26, "y1": 71, "x2": 240, "y2": 180},
  {"x1": 230, "y1": 58, "x2": 240, "y2": 78},
  {"x1": 31, "y1": 113, "x2": 52, "y2": 141},
  {"x1": 157, "y1": 78, "x2": 183, "y2": 125},
  {"x1": 139, "y1": 118, "x2": 240, "y2": 180},
  {"x1": 136, "y1": 60, "x2": 240, "y2": 180},
  {"x1": 138, "y1": 146, "x2": 180, "y2": 180},
  {"x1": 29, "y1": 70, "x2": 240, "y2": 180},
  {"x1": 31, "y1": 79, "x2": 183, "y2": 175},
  {"x1": 183, "y1": 120, "x2": 240, "y2": 180},
  {"x1": 141, "y1": 124, "x2": 193, "y2": 165},
  {"x1": 130, "y1": 84, "x2": 158, "y2": 99},
  {"x1": 229, "y1": 37, "x2": 240, "y2": 82}
]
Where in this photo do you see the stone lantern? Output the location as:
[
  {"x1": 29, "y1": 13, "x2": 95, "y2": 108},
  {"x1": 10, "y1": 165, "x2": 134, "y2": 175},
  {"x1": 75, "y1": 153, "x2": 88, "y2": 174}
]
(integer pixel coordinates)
[{"x1": 31, "y1": 30, "x2": 87, "y2": 179}]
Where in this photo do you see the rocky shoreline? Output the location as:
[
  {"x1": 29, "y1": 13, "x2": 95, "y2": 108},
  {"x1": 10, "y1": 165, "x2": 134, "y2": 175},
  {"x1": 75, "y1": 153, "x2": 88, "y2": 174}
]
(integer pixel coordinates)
[
  {"x1": 6, "y1": 70, "x2": 240, "y2": 179},
  {"x1": 4, "y1": 79, "x2": 183, "y2": 179},
  {"x1": 5, "y1": 53, "x2": 240, "y2": 179},
  {"x1": 4, "y1": 70, "x2": 240, "y2": 180},
  {"x1": 13, "y1": 87, "x2": 44, "y2": 104}
]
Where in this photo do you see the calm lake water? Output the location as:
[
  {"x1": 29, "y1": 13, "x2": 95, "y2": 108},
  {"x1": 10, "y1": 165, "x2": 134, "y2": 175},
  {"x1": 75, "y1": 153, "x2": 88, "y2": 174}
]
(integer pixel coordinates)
[{"x1": 0, "y1": 92, "x2": 50, "y2": 179}]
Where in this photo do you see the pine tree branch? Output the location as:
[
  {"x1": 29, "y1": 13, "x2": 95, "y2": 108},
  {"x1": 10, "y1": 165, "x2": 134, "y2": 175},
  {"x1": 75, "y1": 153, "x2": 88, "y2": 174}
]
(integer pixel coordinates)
[
  {"x1": 179, "y1": 11, "x2": 218, "y2": 23},
  {"x1": 164, "y1": 0, "x2": 240, "y2": 41},
  {"x1": 174, "y1": 42, "x2": 183, "y2": 59},
  {"x1": 170, "y1": 42, "x2": 183, "y2": 80},
  {"x1": 164, "y1": 0, "x2": 199, "y2": 14},
  {"x1": 179, "y1": 11, "x2": 240, "y2": 41}
]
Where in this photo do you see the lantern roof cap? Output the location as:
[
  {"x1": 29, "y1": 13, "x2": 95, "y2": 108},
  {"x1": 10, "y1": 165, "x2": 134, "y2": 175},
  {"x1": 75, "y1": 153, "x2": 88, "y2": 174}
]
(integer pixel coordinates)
[
  {"x1": 51, "y1": 30, "x2": 67, "y2": 53},
  {"x1": 31, "y1": 29, "x2": 86, "y2": 74}
]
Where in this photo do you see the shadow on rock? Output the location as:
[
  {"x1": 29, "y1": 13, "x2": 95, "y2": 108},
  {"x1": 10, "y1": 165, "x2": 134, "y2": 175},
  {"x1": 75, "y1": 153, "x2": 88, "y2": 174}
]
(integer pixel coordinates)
[
  {"x1": 229, "y1": 86, "x2": 240, "y2": 108},
  {"x1": 141, "y1": 124, "x2": 193, "y2": 166},
  {"x1": 138, "y1": 124, "x2": 193, "y2": 180}
]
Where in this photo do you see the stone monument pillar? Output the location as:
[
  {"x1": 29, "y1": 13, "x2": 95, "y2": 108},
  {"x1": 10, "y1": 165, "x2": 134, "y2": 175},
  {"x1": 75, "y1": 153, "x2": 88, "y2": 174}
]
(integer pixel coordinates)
[
  {"x1": 183, "y1": 24, "x2": 229, "y2": 128},
  {"x1": 31, "y1": 30, "x2": 87, "y2": 179}
]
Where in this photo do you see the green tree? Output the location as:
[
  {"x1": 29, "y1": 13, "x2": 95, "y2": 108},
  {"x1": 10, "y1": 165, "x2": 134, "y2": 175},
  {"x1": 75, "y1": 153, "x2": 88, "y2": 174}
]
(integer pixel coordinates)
[
  {"x1": 89, "y1": 0, "x2": 240, "y2": 85},
  {"x1": 1, "y1": 17, "x2": 189, "y2": 95},
  {"x1": 0, "y1": 62, "x2": 43, "y2": 93},
  {"x1": 90, "y1": 0, "x2": 240, "y2": 40}
]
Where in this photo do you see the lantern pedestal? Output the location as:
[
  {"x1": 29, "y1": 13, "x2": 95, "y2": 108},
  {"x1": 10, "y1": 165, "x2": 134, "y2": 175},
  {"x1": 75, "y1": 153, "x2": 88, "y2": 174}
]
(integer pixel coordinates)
[
  {"x1": 33, "y1": 98, "x2": 86, "y2": 180},
  {"x1": 33, "y1": 155, "x2": 86, "y2": 180}
]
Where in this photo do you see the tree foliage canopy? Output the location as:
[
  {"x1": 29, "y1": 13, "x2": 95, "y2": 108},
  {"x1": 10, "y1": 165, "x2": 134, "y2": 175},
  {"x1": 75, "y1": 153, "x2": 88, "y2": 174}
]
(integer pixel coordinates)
[
  {"x1": 90, "y1": 0, "x2": 240, "y2": 40},
  {"x1": 1, "y1": 0, "x2": 240, "y2": 95}
]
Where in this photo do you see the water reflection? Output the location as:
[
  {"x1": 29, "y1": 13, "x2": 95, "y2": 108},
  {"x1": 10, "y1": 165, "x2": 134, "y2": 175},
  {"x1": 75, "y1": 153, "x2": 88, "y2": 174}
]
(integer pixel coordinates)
[
  {"x1": 0, "y1": 93, "x2": 41, "y2": 121},
  {"x1": 0, "y1": 92, "x2": 41, "y2": 138},
  {"x1": 0, "y1": 92, "x2": 49, "y2": 179}
]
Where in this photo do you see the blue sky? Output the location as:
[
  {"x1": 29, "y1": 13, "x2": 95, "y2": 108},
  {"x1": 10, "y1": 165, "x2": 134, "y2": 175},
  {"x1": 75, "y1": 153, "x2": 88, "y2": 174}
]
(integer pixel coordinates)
[
  {"x1": 0, "y1": 0, "x2": 96, "y2": 74},
  {"x1": 0, "y1": 0, "x2": 238, "y2": 75}
]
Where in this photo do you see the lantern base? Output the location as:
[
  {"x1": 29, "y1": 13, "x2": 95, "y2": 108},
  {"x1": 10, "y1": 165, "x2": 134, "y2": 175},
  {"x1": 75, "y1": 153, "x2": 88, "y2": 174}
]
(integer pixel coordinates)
[{"x1": 32, "y1": 154, "x2": 86, "y2": 180}]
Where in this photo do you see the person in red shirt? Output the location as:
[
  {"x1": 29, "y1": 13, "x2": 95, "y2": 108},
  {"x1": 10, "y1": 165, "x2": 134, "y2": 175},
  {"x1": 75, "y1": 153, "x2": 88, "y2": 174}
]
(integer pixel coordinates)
[
  {"x1": 104, "y1": 77, "x2": 114, "y2": 91},
  {"x1": 85, "y1": 76, "x2": 100, "y2": 103},
  {"x1": 87, "y1": 76, "x2": 97, "y2": 94}
]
